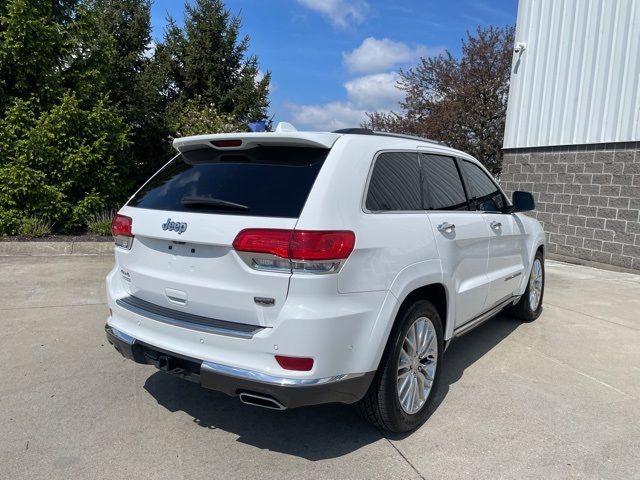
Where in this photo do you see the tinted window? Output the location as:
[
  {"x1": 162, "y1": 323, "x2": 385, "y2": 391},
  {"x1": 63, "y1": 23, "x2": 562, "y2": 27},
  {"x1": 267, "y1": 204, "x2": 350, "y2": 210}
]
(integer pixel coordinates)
[
  {"x1": 128, "y1": 146, "x2": 328, "y2": 217},
  {"x1": 420, "y1": 154, "x2": 468, "y2": 210},
  {"x1": 366, "y1": 152, "x2": 422, "y2": 211},
  {"x1": 460, "y1": 160, "x2": 505, "y2": 212}
]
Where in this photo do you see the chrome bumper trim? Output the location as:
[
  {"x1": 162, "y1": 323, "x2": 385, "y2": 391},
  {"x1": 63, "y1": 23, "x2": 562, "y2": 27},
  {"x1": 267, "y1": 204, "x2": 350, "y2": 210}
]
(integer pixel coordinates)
[
  {"x1": 106, "y1": 325, "x2": 135, "y2": 345},
  {"x1": 201, "y1": 360, "x2": 366, "y2": 387},
  {"x1": 106, "y1": 325, "x2": 365, "y2": 388}
]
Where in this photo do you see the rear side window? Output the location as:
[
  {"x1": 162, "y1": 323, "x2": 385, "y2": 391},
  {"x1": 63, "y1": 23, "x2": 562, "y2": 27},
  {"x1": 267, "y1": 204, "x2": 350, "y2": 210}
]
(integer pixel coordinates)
[
  {"x1": 128, "y1": 147, "x2": 328, "y2": 217},
  {"x1": 365, "y1": 152, "x2": 422, "y2": 211},
  {"x1": 460, "y1": 160, "x2": 505, "y2": 212},
  {"x1": 420, "y1": 154, "x2": 468, "y2": 210}
]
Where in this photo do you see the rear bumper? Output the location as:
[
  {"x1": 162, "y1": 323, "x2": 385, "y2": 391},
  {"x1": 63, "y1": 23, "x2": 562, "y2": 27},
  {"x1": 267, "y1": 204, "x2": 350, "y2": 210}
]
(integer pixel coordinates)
[{"x1": 105, "y1": 325, "x2": 374, "y2": 408}]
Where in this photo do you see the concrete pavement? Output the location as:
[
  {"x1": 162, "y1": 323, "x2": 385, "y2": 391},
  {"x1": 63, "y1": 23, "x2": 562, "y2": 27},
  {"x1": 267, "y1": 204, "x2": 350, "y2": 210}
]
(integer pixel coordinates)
[{"x1": 0, "y1": 255, "x2": 638, "y2": 479}]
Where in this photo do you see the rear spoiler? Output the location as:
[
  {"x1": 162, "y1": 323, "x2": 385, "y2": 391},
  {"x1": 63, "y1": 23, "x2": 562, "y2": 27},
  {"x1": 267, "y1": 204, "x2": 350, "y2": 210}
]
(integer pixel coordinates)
[{"x1": 173, "y1": 132, "x2": 341, "y2": 153}]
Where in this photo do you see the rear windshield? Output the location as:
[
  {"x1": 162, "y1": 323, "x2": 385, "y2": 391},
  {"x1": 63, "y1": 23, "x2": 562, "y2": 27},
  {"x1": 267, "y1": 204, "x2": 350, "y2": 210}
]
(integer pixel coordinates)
[{"x1": 128, "y1": 146, "x2": 328, "y2": 217}]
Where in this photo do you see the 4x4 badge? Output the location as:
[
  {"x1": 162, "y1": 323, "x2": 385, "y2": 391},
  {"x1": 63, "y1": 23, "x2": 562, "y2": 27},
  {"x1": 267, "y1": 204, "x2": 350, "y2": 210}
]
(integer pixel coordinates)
[{"x1": 162, "y1": 218, "x2": 187, "y2": 234}]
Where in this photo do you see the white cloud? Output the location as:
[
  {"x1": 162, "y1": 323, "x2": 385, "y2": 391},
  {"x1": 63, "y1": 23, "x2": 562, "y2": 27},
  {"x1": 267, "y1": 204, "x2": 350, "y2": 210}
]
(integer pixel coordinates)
[
  {"x1": 287, "y1": 101, "x2": 366, "y2": 131},
  {"x1": 296, "y1": 0, "x2": 369, "y2": 27},
  {"x1": 343, "y1": 37, "x2": 444, "y2": 74},
  {"x1": 344, "y1": 72, "x2": 402, "y2": 110},
  {"x1": 288, "y1": 72, "x2": 403, "y2": 131}
]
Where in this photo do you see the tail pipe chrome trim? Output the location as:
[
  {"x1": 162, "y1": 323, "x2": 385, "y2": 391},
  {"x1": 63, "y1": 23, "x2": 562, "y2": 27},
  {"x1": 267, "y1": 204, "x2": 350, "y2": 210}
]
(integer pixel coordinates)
[{"x1": 239, "y1": 392, "x2": 287, "y2": 410}]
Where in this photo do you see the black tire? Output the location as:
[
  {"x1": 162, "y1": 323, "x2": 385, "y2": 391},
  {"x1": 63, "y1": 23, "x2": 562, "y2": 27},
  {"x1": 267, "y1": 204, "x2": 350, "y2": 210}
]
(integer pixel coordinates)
[
  {"x1": 510, "y1": 250, "x2": 545, "y2": 322},
  {"x1": 357, "y1": 300, "x2": 443, "y2": 433}
]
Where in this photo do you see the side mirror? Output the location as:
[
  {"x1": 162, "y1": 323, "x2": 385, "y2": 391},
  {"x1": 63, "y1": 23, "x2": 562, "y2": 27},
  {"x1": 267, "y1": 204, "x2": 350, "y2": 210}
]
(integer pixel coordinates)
[{"x1": 511, "y1": 191, "x2": 535, "y2": 212}]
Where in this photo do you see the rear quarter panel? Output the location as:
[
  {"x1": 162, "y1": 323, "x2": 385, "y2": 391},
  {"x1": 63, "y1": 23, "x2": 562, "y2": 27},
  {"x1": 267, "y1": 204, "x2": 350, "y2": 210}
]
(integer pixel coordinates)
[{"x1": 297, "y1": 137, "x2": 442, "y2": 294}]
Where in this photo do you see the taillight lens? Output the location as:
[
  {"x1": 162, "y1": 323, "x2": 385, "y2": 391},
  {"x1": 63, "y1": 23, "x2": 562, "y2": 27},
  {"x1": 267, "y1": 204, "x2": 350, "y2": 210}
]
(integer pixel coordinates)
[
  {"x1": 275, "y1": 355, "x2": 314, "y2": 371},
  {"x1": 232, "y1": 229, "x2": 292, "y2": 258},
  {"x1": 233, "y1": 229, "x2": 355, "y2": 274},
  {"x1": 290, "y1": 230, "x2": 355, "y2": 260},
  {"x1": 111, "y1": 214, "x2": 133, "y2": 249}
]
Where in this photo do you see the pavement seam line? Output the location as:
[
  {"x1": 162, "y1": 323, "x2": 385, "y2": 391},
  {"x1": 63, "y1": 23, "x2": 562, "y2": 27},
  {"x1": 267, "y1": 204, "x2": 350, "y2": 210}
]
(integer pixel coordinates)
[
  {"x1": 382, "y1": 434, "x2": 426, "y2": 480},
  {"x1": 0, "y1": 302, "x2": 107, "y2": 311},
  {"x1": 512, "y1": 339, "x2": 635, "y2": 399},
  {"x1": 545, "y1": 301, "x2": 640, "y2": 332}
]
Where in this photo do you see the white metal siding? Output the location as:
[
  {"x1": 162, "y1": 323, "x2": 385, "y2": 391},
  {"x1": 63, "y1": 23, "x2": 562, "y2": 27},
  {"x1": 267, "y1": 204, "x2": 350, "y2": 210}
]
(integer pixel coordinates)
[{"x1": 504, "y1": 0, "x2": 640, "y2": 148}]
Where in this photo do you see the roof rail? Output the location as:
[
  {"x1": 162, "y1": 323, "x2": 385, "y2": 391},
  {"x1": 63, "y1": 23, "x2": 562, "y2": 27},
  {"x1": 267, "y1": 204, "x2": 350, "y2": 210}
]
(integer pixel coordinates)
[{"x1": 332, "y1": 128, "x2": 447, "y2": 147}]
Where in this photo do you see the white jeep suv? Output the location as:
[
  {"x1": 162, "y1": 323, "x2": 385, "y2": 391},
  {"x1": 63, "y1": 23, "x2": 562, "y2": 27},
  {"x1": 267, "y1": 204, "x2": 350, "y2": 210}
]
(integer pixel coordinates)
[{"x1": 105, "y1": 125, "x2": 545, "y2": 433}]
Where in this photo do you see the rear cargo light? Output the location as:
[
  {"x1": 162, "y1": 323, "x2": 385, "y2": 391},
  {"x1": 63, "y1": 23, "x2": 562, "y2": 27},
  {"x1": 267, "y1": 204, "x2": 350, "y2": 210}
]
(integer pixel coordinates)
[
  {"x1": 275, "y1": 355, "x2": 314, "y2": 371},
  {"x1": 233, "y1": 229, "x2": 355, "y2": 274},
  {"x1": 111, "y1": 214, "x2": 133, "y2": 250},
  {"x1": 211, "y1": 139, "x2": 242, "y2": 147}
]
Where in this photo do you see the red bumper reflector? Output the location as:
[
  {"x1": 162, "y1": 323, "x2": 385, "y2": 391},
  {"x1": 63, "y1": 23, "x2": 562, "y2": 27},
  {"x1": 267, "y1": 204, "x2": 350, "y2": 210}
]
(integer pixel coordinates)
[{"x1": 275, "y1": 355, "x2": 314, "y2": 371}]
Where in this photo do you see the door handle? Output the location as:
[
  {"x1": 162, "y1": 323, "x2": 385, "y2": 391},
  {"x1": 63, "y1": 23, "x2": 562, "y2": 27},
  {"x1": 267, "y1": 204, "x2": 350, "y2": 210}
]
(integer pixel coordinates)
[
  {"x1": 437, "y1": 222, "x2": 456, "y2": 233},
  {"x1": 490, "y1": 221, "x2": 502, "y2": 230}
]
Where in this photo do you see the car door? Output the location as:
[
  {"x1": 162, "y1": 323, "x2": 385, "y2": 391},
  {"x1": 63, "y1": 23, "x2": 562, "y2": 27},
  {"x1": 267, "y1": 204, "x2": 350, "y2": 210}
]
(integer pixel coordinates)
[
  {"x1": 459, "y1": 159, "x2": 527, "y2": 308},
  {"x1": 420, "y1": 153, "x2": 492, "y2": 328}
]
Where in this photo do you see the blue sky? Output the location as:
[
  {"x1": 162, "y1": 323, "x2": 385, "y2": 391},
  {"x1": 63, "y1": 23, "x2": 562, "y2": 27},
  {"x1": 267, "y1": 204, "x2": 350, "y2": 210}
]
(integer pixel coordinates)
[{"x1": 150, "y1": 0, "x2": 518, "y2": 130}]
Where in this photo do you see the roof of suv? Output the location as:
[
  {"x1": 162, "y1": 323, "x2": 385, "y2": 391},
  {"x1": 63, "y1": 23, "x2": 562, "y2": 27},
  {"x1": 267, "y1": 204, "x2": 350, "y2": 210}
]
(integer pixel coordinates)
[{"x1": 172, "y1": 123, "x2": 477, "y2": 163}]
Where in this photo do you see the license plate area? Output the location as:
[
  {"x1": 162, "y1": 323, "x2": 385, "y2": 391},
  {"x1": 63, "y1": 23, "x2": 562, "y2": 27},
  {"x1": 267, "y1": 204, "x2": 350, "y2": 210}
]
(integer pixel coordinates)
[{"x1": 141, "y1": 343, "x2": 203, "y2": 383}]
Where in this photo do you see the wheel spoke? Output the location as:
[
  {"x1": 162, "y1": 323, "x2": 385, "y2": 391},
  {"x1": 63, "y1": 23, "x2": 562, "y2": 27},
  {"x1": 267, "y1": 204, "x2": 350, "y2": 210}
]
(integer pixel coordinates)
[
  {"x1": 423, "y1": 330, "x2": 436, "y2": 358},
  {"x1": 408, "y1": 377, "x2": 417, "y2": 412},
  {"x1": 398, "y1": 372, "x2": 412, "y2": 399},
  {"x1": 398, "y1": 348, "x2": 411, "y2": 370},
  {"x1": 415, "y1": 319, "x2": 427, "y2": 357},
  {"x1": 405, "y1": 326, "x2": 417, "y2": 356}
]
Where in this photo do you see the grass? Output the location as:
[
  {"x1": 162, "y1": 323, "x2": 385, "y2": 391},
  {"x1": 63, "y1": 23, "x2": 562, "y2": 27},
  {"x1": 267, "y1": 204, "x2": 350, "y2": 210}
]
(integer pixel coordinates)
[
  {"x1": 19, "y1": 217, "x2": 53, "y2": 238},
  {"x1": 86, "y1": 210, "x2": 114, "y2": 236}
]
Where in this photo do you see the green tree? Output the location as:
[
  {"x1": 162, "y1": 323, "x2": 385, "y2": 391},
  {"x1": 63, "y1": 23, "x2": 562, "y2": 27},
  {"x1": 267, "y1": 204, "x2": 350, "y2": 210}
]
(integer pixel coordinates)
[
  {"x1": 365, "y1": 26, "x2": 514, "y2": 174},
  {"x1": 71, "y1": 0, "x2": 156, "y2": 184},
  {"x1": 134, "y1": 0, "x2": 271, "y2": 180},
  {"x1": 166, "y1": 95, "x2": 247, "y2": 138},
  {"x1": 0, "y1": 0, "x2": 272, "y2": 234},
  {"x1": 159, "y1": 0, "x2": 271, "y2": 124},
  {"x1": 0, "y1": 0, "x2": 132, "y2": 234},
  {"x1": 0, "y1": 0, "x2": 77, "y2": 111}
]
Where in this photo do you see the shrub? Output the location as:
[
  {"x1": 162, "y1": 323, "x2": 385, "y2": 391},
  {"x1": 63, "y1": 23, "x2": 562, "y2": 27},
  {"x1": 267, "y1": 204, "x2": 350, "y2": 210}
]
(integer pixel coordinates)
[
  {"x1": 0, "y1": 93, "x2": 129, "y2": 234},
  {"x1": 86, "y1": 210, "x2": 114, "y2": 236},
  {"x1": 19, "y1": 217, "x2": 53, "y2": 238}
]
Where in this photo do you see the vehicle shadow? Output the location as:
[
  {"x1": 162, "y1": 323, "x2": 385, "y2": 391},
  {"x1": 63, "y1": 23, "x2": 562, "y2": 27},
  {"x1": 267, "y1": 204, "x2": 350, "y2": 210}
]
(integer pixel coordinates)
[{"x1": 143, "y1": 314, "x2": 521, "y2": 460}]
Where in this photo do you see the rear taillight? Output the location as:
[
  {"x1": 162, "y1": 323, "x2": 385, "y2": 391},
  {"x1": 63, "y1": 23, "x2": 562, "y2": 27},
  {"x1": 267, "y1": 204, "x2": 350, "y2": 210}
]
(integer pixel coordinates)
[
  {"x1": 111, "y1": 214, "x2": 133, "y2": 250},
  {"x1": 233, "y1": 229, "x2": 355, "y2": 274}
]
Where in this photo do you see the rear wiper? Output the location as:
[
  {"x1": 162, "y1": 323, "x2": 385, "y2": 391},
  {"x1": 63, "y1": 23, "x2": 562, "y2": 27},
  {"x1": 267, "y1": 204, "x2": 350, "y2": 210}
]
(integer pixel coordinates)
[{"x1": 181, "y1": 196, "x2": 249, "y2": 211}]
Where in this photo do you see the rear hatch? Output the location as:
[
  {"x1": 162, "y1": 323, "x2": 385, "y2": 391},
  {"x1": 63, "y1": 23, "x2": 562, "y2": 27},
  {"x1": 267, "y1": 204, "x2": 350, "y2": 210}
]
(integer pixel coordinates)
[{"x1": 114, "y1": 133, "x2": 338, "y2": 327}]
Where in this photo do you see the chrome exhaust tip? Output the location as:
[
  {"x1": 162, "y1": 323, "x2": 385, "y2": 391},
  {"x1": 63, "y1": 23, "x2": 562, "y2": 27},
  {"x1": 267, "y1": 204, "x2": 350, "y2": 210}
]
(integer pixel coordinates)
[{"x1": 239, "y1": 392, "x2": 286, "y2": 410}]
